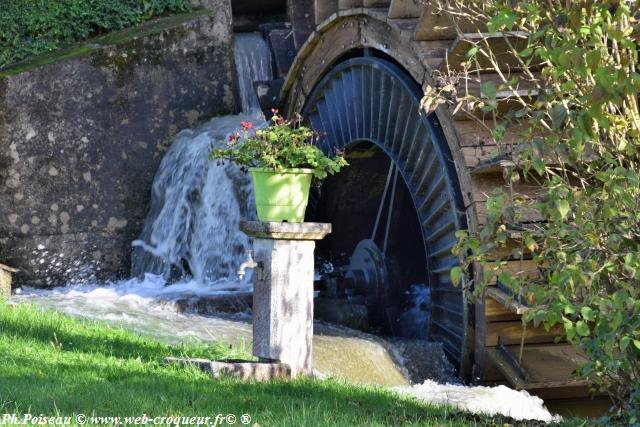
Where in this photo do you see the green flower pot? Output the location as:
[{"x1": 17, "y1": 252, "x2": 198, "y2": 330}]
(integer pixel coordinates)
[{"x1": 249, "y1": 167, "x2": 314, "y2": 222}]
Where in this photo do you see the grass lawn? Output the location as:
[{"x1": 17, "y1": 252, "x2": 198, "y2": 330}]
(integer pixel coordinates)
[{"x1": 0, "y1": 300, "x2": 574, "y2": 426}]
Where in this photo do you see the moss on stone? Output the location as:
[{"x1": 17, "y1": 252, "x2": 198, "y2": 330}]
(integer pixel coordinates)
[{"x1": 0, "y1": 10, "x2": 212, "y2": 78}]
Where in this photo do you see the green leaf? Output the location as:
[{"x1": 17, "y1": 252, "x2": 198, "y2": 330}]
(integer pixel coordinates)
[
  {"x1": 556, "y1": 200, "x2": 570, "y2": 220},
  {"x1": 519, "y1": 47, "x2": 534, "y2": 58},
  {"x1": 620, "y1": 336, "x2": 630, "y2": 352},
  {"x1": 563, "y1": 318, "x2": 576, "y2": 341},
  {"x1": 634, "y1": 340, "x2": 640, "y2": 350},
  {"x1": 466, "y1": 46, "x2": 478, "y2": 59},
  {"x1": 580, "y1": 306, "x2": 595, "y2": 321},
  {"x1": 488, "y1": 8, "x2": 517, "y2": 31},
  {"x1": 576, "y1": 321, "x2": 589, "y2": 337},
  {"x1": 551, "y1": 104, "x2": 567, "y2": 129},
  {"x1": 450, "y1": 266, "x2": 462, "y2": 287},
  {"x1": 480, "y1": 81, "x2": 497, "y2": 100}
]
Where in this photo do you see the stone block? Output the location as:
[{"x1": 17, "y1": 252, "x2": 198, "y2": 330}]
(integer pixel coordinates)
[
  {"x1": 314, "y1": 297, "x2": 369, "y2": 331},
  {"x1": 241, "y1": 221, "x2": 331, "y2": 378},
  {"x1": 0, "y1": 263, "x2": 17, "y2": 298},
  {"x1": 173, "y1": 292, "x2": 253, "y2": 314},
  {"x1": 164, "y1": 357, "x2": 291, "y2": 381},
  {"x1": 252, "y1": 238, "x2": 316, "y2": 377}
]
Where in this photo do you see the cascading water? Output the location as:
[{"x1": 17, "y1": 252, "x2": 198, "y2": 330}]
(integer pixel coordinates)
[
  {"x1": 130, "y1": 115, "x2": 258, "y2": 285},
  {"x1": 234, "y1": 33, "x2": 274, "y2": 116},
  {"x1": 10, "y1": 32, "x2": 559, "y2": 422},
  {"x1": 130, "y1": 32, "x2": 273, "y2": 284}
]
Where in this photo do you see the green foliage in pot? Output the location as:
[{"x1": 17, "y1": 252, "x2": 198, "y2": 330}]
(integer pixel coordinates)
[{"x1": 209, "y1": 112, "x2": 348, "y2": 180}]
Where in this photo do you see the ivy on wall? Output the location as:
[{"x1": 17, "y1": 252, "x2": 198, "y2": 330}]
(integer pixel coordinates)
[{"x1": 0, "y1": 0, "x2": 192, "y2": 69}]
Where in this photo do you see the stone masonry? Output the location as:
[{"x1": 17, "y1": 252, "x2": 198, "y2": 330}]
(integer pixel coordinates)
[{"x1": 0, "y1": 1, "x2": 236, "y2": 286}]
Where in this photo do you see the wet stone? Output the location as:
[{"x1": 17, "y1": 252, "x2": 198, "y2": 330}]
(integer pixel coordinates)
[
  {"x1": 173, "y1": 292, "x2": 253, "y2": 314},
  {"x1": 314, "y1": 297, "x2": 369, "y2": 331},
  {"x1": 0, "y1": 264, "x2": 18, "y2": 298},
  {"x1": 164, "y1": 357, "x2": 291, "y2": 381}
]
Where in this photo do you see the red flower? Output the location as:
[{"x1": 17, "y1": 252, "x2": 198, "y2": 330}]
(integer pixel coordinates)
[
  {"x1": 228, "y1": 134, "x2": 237, "y2": 142},
  {"x1": 271, "y1": 108, "x2": 279, "y2": 114},
  {"x1": 240, "y1": 121, "x2": 254, "y2": 130}
]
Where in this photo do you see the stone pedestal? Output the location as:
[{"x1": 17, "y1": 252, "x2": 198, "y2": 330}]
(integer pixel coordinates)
[
  {"x1": 0, "y1": 264, "x2": 17, "y2": 299},
  {"x1": 240, "y1": 221, "x2": 331, "y2": 377}
]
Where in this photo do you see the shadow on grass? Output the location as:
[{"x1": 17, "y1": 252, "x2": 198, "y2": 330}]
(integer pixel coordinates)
[{"x1": 0, "y1": 351, "x2": 497, "y2": 427}]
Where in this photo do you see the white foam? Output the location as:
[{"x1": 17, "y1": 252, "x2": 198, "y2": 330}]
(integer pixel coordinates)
[{"x1": 396, "y1": 380, "x2": 561, "y2": 422}]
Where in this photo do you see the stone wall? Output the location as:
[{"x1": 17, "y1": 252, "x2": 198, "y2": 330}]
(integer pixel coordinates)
[{"x1": 0, "y1": 1, "x2": 236, "y2": 287}]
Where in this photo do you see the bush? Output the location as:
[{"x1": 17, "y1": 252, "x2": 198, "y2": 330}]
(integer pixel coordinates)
[
  {"x1": 423, "y1": 0, "x2": 640, "y2": 422},
  {"x1": 0, "y1": 0, "x2": 192, "y2": 69}
]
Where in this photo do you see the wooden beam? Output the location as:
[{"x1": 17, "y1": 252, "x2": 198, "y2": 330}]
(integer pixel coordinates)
[
  {"x1": 315, "y1": 0, "x2": 339, "y2": 24},
  {"x1": 485, "y1": 344, "x2": 595, "y2": 399},
  {"x1": 414, "y1": 5, "x2": 456, "y2": 40},
  {"x1": 485, "y1": 298, "x2": 521, "y2": 322},
  {"x1": 486, "y1": 287, "x2": 530, "y2": 315},
  {"x1": 388, "y1": 0, "x2": 423, "y2": 19},
  {"x1": 485, "y1": 321, "x2": 561, "y2": 346},
  {"x1": 363, "y1": 0, "x2": 389, "y2": 7},
  {"x1": 339, "y1": 0, "x2": 362, "y2": 9},
  {"x1": 482, "y1": 259, "x2": 539, "y2": 282},
  {"x1": 444, "y1": 32, "x2": 529, "y2": 72}
]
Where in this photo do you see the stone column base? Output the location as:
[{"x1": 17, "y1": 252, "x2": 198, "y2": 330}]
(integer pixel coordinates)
[{"x1": 241, "y1": 221, "x2": 331, "y2": 378}]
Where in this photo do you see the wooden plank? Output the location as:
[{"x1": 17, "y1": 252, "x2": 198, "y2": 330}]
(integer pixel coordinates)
[
  {"x1": 486, "y1": 287, "x2": 530, "y2": 315},
  {"x1": 360, "y1": 17, "x2": 426, "y2": 84},
  {"x1": 470, "y1": 174, "x2": 542, "y2": 204},
  {"x1": 315, "y1": 0, "x2": 339, "y2": 24},
  {"x1": 461, "y1": 71, "x2": 540, "y2": 98},
  {"x1": 339, "y1": 0, "x2": 362, "y2": 9},
  {"x1": 452, "y1": 120, "x2": 526, "y2": 148},
  {"x1": 485, "y1": 321, "x2": 561, "y2": 346},
  {"x1": 388, "y1": 18, "x2": 420, "y2": 35},
  {"x1": 486, "y1": 344, "x2": 594, "y2": 399},
  {"x1": 412, "y1": 40, "x2": 448, "y2": 69},
  {"x1": 363, "y1": 0, "x2": 389, "y2": 7},
  {"x1": 482, "y1": 259, "x2": 539, "y2": 285},
  {"x1": 388, "y1": 0, "x2": 423, "y2": 19},
  {"x1": 468, "y1": 173, "x2": 543, "y2": 225},
  {"x1": 414, "y1": 3, "x2": 483, "y2": 41},
  {"x1": 545, "y1": 397, "x2": 611, "y2": 418},
  {"x1": 470, "y1": 158, "x2": 516, "y2": 175},
  {"x1": 444, "y1": 32, "x2": 529, "y2": 72},
  {"x1": 484, "y1": 298, "x2": 521, "y2": 322},
  {"x1": 299, "y1": 18, "x2": 362, "y2": 96},
  {"x1": 414, "y1": 5, "x2": 456, "y2": 41}
]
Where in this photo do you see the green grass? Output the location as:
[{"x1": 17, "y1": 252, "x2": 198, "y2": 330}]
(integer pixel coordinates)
[{"x1": 0, "y1": 300, "x2": 572, "y2": 426}]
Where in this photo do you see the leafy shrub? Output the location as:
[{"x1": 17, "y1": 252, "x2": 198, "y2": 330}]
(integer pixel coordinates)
[
  {"x1": 0, "y1": 0, "x2": 192, "y2": 69},
  {"x1": 423, "y1": 0, "x2": 640, "y2": 422},
  {"x1": 210, "y1": 112, "x2": 348, "y2": 180}
]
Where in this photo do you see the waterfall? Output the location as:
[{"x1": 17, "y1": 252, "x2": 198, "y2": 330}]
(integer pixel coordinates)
[
  {"x1": 131, "y1": 33, "x2": 271, "y2": 285},
  {"x1": 234, "y1": 33, "x2": 274, "y2": 115}
]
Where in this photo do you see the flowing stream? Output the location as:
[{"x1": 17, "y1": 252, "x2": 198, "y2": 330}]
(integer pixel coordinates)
[{"x1": 11, "y1": 32, "x2": 558, "y2": 422}]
